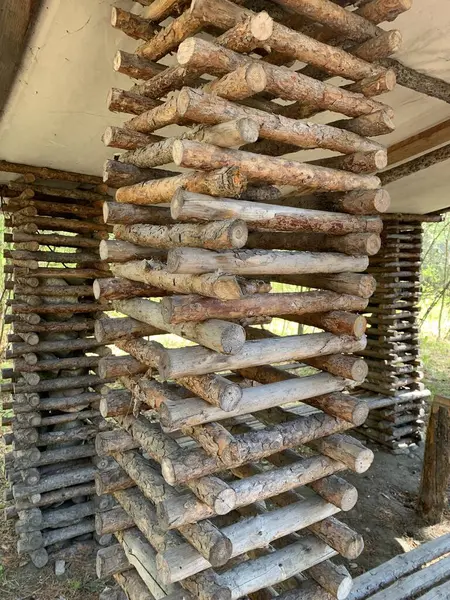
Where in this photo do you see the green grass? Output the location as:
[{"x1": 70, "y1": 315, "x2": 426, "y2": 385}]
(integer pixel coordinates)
[{"x1": 420, "y1": 335, "x2": 450, "y2": 397}]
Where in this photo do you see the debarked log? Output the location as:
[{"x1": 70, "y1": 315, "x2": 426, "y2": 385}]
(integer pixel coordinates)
[
  {"x1": 167, "y1": 247, "x2": 369, "y2": 276},
  {"x1": 111, "y1": 259, "x2": 270, "y2": 301},
  {"x1": 171, "y1": 189, "x2": 382, "y2": 236},
  {"x1": 93, "y1": 277, "x2": 168, "y2": 302},
  {"x1": 114, "y1": 298, "x2": 246, "y2": 355},
  {"x1": 160, "y1": 291, "x2": 368, "y2": 323},
  {"x1": 160, "y1": 372, "x2": 350, "y2": 431}
]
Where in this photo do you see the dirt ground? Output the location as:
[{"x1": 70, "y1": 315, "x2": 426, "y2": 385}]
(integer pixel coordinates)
[{"x1": 1, "y1": 437, "x2": 449, "y2": 599}]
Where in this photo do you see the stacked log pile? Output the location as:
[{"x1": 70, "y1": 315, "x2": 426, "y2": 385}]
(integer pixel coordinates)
[
  {"x1": 0, "y1": 163, "x2": 113, "y2": 567},
  {"x1": 357, "y1": 214, "x2": 438, "y2": 453},
  {"x1": 95, "y1": 0, "x2": 409, "y2": 598}
]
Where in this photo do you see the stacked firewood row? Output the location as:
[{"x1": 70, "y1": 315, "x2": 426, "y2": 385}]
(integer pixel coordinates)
[
  {"x1": 96, "y1": 0, "x2": 409, "y2": 598},
  {"x1": 0, "y1": 165, "x2": 113, "y2": 567},
  {"x1": 357, "y1": 214, "x2": 438, "y2": 453}
]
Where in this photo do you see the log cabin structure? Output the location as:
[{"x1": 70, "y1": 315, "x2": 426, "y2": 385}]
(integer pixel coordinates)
[{"x1": 1, "y1": 0, "x2": 450, "y2": 598}]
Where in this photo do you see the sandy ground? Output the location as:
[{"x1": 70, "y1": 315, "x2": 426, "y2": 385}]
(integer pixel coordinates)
[{"x1": 1, "y1": 438, "x2": 449, "y2": 599}]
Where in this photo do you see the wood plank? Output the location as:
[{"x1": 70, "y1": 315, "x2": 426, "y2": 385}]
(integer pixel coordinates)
[
  {"x1": 388, "y1": 119, "x2": 450, "y2": 166},
  {"x1": 348, "y1": 534, "x2": 450, "y2": 600}
]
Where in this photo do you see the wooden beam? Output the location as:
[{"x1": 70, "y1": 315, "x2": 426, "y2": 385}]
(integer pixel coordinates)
[
  {"x1": 380, "y1": 144, "x2": 450, "y2": 186},
  {"x1": 388, "y1": 119, "x2": 450, "y2": 166},
  {"x1": 0, "y1": 1, "x2": 38, "y2": 116}
]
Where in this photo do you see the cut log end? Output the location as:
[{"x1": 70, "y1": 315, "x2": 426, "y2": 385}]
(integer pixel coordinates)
[
  {"x1": 354, "y1": 448, "x2": 375, "y2": 474},
  {"x1": 214, "y1": 487, "x2": 237, "y2": 515},
  {"x1": 177, "y1": 37, "x2": 197, "y2": 67},
  {"x1": 373, "y1": 189, "x2": 391, "y2": 213},
  {"x1": 250, "y1": 11, "x2": 274, "y2": 41},
  {"x1": 351, "y1": 358, "x2": 369, "y2": 383},
  {"x1": 353, "y1": 315, "x2": 367, "y2": 338}
]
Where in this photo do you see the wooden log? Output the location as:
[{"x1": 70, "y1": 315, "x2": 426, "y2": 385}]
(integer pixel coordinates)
[
  {"x1": 0, "y1": 160, "x2": 101, "y2": 184},
  {"x1": 219, "y1": 535, "x2": 336, "y2": 598},
  {"x1": 271, "y1": 273, "x2": 376, "y2": 299},
  {"x1": 167, "y1": 247, "x2": 369, "y2": 276},
  {"x1": 114, "y1": 298, "x2": 246, "y2": 355},
  {"x1": 270, "y1": 0, "x2": 381, "y2": 42},
  {"x1": 178, "y1": 36, "x2": 390, "y2": 118},
  {"x1": 108, "y1": 88, "x2": 160, "y2": 116},
  {"x1": 114, "y1": 569, "x2": 157, "y2": 600},
  {"x1": 161, "y1": 291, "x2": 367, "y2": 324},
  {"x1": 12, "y1": 318, "x2": 95, "y2": 335},
  {"x1": 98, "y1": 356, "x2": 148, "y2": 379},
  {"x1": 111, "y1": 259, "x2": 270, "y2": 301},
  {"x1": 95, "y1": 315, "x2": 163, "y2": 344},
  {"x1": 11, "y1": 302, "x2": 104, "y2": 315},
  {"x1": 308, "y1": 560, "x2": 352, "y2": 600},
  {"x1": 219, "y1": 9, "x2": 386, "y2": 82},
  {"x1": 174, "y1": 88, "x2": 383, "y2": 156},
  {"x1": 111, "y1": 7, "x2": 158, "y2": 40},
  {"x1": 115, "y1": 169, "x2": 248, "y2": 206},
  {"x1": 93, "y1": 278, "x2": 166, "y2": 302},
  {"x1": 13, "y1": 466, "x2": 96, "y2": 500},
  {"x1": 348, "y1": 534, "x2": 450, "y2": 600},
  {"x1": 113, "y1": 221, "x2": 248, "y2": 250},
  {"x1": 97, "y1": 544, "x2": 129, "y2": 579},
  {"x1": 103, "y1": 160, "x2": 176, "y2": 188},
  {"x1": 171, "y1": 190, "x2": 382, "y2": 235},
  {"x1": 7, "y1": 337, "x2": 103, "y2": 358},
  {"x1": 417, "y1": 399, "x2": 450, "y2": 523},
  {"x1": 103, "y1": 201, "x2": 172, "y2": 225},
  {"x1": 157, "y1": 494, "x2": 340, "y2": 584},
  {"x1": 172, "y1": 140, "x2": 380, "y2": 195},
  {"x1": 286, "y1": 311, "x2": 367, "y2": 338},
  {"x1": 2, "y1": 374, "x2": 110, "y2": 395},
  {"x1": 289, "y1": 189, "x2": 390, "y2": 215},
  {"x1": 309, "y1": 434, "x2": 374, "y2": 473},
  {"x1": 99, "y1": 240, "x2": 166, "y2": 263},
  {"x1": 157, "y1": 331, "x2": 365, "y2": 379},
  {"x1": 380, "y1": 58, "x2": 450, "y2": 104}
]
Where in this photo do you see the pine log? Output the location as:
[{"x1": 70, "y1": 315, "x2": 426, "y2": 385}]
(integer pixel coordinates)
[
  {"x1": 115, "y1": 169, "x2": 247, "y2": 205},
  {"x1": 158, "y1": 494, "x2": 340, "y2": 584},
  {"x1": 103, "y1": 201, "x2": 172, "y2": 226},
  {"x1": 172, "y1": 140, "x2": 380, "y2": 195},
  {"x1": 160, "y1": 372, "x2": 349, "y2": 431},
  {"x1": 309, "y1": 434, "x2": 374, "y2": 473},
  {"x1": 108, "y1": 88, "x2": 160, "y2": 115},
  {"x1": 219, "y1": 9, "x2": 385, "y2": 82},
  {"x1": 93, "y1": 277, "x2": 167, "y2": 302},
  {"x1": 167, "y1": 247, "x2": 369, "y2": 276},
  {"x1": 113, "y1": 221, "x2": 248, "y2": 250},
  {"x1": 114, "y1": 569, "x2": 157, "y2": 600},
  {"x1": 95, "y1": 315, "x2": 164, "y2": 344},
  {"x1": 13, "y1": 465, "x2": 96, "y2": 500},
  {"x1": 271, "y1": 273, "x2": 376, "y2": 298},
  {"x1": 286, "y1": 311, "x2": 367, "y2": 338},
  {"x1": 161, "y1": 291, "x2": 367, "y2": 323},
  {"x1": 171, "y1": 190, "x2": 382, "y2": 235},
  {"x1": 114, "y1": 298, "x2": 246, "y2": 355},
  {"x1": 380, "y1": 58, "x2": 450, "y2": 104},
  {"x1": 99, "y1": 240, "x2": 166, "y2": 262},
  {"x1": 111, "y1": 259, "x2": 269, "y2": 301},
  {"x1": 174, "y1": 88, "x2": 383, "y2": 156},
  {"x1": 380, "y1": 144, "x2": 450, "y2": 187},
  {"x1": 290, "y1": 189, "x2": 391, "y2": 215},
  {"x1": 111, "y1": 7, "x2": 159, "y2": 40},
  {"x1": 103, "y1": 160, "x2": 176, "y2": 188},
  {"x1": 178, "y1": 37, "x2": 390, "y2": 118},
  {"x1": 0, "y1": 160, "x2": 101, "y2": 184}
]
